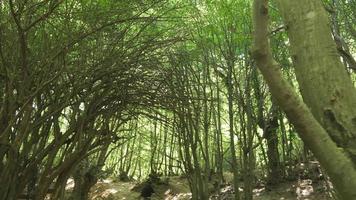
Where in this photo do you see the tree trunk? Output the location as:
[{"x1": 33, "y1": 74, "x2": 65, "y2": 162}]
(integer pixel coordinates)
[
  {"x1": 275, "y1": 0, "x2": 356, "y2": 162},
  {"x1": 70, "y1": 164, "x2": 98, "y2": 200},
  {"x1": 252, "y1": 0, "x2": 356, "y2": 199},
  {"x1": 264, "y1": 105, "x2": 281, "y2": 185},
  {"x1": 227, "y1": 59, "x2": 240, "y2": 200}
]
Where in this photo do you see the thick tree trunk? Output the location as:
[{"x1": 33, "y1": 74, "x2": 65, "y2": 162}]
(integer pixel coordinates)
[
  {"x1": 275, "y1": 0, "x2": 356, "y2": 162},
  {"x1": 252, "y1": 0, "x2": 356, "y2": 199}
]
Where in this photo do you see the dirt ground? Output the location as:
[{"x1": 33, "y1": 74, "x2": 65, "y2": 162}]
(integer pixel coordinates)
[
  {"x1": 88, "y1": 176, "x2": 332, "y2": 200},
  {"x1": 89, "y1": 177, "x2": 191, "y2": 200}
]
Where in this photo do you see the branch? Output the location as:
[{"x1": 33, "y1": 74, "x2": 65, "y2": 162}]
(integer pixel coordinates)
[
  {"x1": 9, "y1": 0, "x2": 23, "y2": 31},
  {"x1": 333, "y1": 34, "x2": 356, "y2": 71},
  {"x1": 24, "y1": 0, "x2": 64, "y2": 32},
  {"x1": 252, "y1": 0, "x2": 356, "y2": 199}
]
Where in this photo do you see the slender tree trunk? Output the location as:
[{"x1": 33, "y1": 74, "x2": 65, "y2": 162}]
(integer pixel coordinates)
[
  {"x1": 227, "y1": 60, "x2": 240, "y2": 200},
  {"x1": 214, "y1": 65, "x2": 224, "y2": 184},
  {"x1": 243, "y1": 78, "x2": 255, "y2": 200},
  {"x1": 264, "y1": 105, "x2": 281, "y2": 185}
]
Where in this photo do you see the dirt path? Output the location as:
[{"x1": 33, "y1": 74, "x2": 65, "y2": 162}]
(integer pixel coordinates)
[{"x1": 89, "y1": 177, "x2": 331, "y2": 200}]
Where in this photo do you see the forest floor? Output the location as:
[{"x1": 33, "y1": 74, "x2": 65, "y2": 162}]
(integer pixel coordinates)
[{"x1": 88, "y1": 175, "x2": 332, "y2": 200}]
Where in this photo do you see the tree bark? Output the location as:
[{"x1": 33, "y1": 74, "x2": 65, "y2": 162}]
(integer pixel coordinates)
[
  {"x1": 264, "y1": 105, "x2": 281, "y2": 185},
  {"x1": 275, "y1": 0, "x2": 356, "y2": 162},
  {"x1": 227, "y1": 56, "x2": 240, "y2": 200},
  {"x1": 252, "y1": 0, "x2": 356, "y2": 199}
]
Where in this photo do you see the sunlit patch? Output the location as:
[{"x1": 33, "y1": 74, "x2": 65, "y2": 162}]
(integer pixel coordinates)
[
  {"x1": 168, "y1": 192, "x2": 192, "y2": 200},
  {"x1": 91, "y1": 188, "x2": 118, "y2": 199},
  {"x1": 306, "y1": 11, "x2": 316, "y2": 19},
  {"x1": 65, "y1": 178, "x2": 75, "y2": 190},
  {"x1": 103, "y1": 179, "x2": 113, "y2": 184},
  {"x1": 105, "y1": 188, "x2": 118, "y2": 194},
  {"x1": 296, "y1": 179, "x2": 314, "y2": 199},
  {"x1": 165, "y1": 189, "x2": 173, "y2": 195},
  {"x1": 253, "y1": 187, "x2": 265, "y2": 196}
]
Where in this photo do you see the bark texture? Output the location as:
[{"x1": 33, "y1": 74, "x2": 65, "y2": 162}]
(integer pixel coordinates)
[
  {"x1": 252, "y1": 0, "x2": 356, "y2": 199},
  {"x1": 275, "y1": 0, "x2": 356, "y2": 162},
  {"x1": 264, "y1": 105, "x2": 281, "y2": 185}
]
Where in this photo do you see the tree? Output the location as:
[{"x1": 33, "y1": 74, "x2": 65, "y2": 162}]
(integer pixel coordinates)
[
  {"x1": 276, "y1": 0, "x2": 356, "y2": 164},
  {"x1": 252, "y1": 0, "x2": 356, "y2": 199}
]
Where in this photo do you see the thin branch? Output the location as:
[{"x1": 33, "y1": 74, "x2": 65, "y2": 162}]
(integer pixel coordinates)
[{"x1": 24, "y1": 0, "x2": 64, "y2": 32}]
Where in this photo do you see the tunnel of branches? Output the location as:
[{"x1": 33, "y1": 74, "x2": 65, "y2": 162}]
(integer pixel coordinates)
[{"x1": 1, "y1": 0, "x2": 356, "y2": 200}]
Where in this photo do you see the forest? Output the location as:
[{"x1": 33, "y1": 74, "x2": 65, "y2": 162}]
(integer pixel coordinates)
[{"x1": 0, "y1": 0, "x2": 356, "y2": 200}]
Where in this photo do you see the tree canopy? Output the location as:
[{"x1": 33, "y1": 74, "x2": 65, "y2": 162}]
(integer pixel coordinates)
[{"x1": 0, "y1": 0, "x2": 355, "y2": 200}]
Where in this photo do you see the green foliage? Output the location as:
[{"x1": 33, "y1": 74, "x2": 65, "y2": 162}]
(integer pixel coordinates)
[{"x1": 0, "y1": 0, "x2": 355, "y2": 199}]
